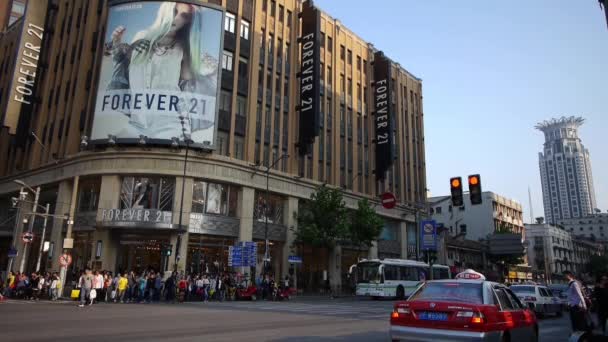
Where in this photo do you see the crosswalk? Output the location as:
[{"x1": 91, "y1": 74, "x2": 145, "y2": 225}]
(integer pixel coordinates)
[{"x1": 197, "y1": 300, "x2": 394, "y2": 320}]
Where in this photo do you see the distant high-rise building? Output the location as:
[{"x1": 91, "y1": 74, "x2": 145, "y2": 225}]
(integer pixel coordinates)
[{"x1": 537, "y1": 117, "x2": 597, "y2": 224}]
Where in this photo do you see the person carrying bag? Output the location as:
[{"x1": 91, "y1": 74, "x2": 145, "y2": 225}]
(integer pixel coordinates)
[{"x1": 564, "y1": 271, "x2": 593, "y2": 333}]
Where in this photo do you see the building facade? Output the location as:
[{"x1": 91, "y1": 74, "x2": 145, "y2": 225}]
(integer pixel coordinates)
[
  {"x1": 0, "y1": 0, "x2": 426, "y2": 293},
  {"x1": 537, "y1": 117, "x2": 597, "y2": 224},
  {"x1": 429, "y1": 191, "x2": 525, "y2": 242},
  {"x1": 557, "y1": 212, "x2": 608, "y2": 241},
  {"x1": 525, "y1": 223, "x2": 601, "y2": 284}
]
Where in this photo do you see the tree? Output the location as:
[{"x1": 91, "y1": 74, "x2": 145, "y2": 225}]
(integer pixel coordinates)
[
  {"x1": 348, "y1": 198, "x2": 384, "y2": 254},
  {"x1": 293, "y1": 185, "x2": 349, "y2": 249}
]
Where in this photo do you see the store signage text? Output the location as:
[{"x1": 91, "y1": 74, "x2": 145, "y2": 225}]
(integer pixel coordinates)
[{"x1": 100, "y1": 208, "x2": 172, "y2": 224}]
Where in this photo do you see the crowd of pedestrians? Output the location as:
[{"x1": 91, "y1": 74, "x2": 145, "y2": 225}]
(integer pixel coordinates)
[
  {"x1": 1, "y1": 268, "x2": 294, "y2": 306},
  {"x1": 1, "y1": 271, "x2": 62, "y2": 301}
]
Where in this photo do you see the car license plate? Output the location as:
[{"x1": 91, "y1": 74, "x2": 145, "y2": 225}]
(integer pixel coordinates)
[{"x1": 418, "y1": 312, "x2": 448, "y2": 321}]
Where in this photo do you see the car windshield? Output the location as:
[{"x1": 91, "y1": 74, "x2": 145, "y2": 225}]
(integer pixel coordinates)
[
  {"x1": 409, "y1": 282, "x2": 484, "y2": 304},
  {"x1": 511, "y1": 286, "x2": 536, "y2": 293},
  {"x1": 357, "y1": 262, "x2": 381, "y2": 283}
]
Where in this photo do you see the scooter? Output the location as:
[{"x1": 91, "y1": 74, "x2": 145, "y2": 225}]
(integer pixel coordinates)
[{"x1": 235, "y1": 285, "x2": 258, "y2": 301}]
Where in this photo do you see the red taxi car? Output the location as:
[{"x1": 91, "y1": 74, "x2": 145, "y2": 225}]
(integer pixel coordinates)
[{"x1": 390, "y1": 269, "x2": 538, "y2": 342}]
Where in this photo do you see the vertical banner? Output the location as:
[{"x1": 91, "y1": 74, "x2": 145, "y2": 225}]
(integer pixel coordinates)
[
  {"x1": 297, "y1": 0, "x2": 320, "y2": 155},
  {"x1": 91, "y1": 1, "x2": 224, "y2": 149},
  {"x1": 2, "y1": 1, "x2": 49, "y2": 134},
  {"x1": 420, "y1": 220, "x2": 437, "y2": 251},
  {"x1": 373, "y1": 51, "x2": 394, "y2": 180}
]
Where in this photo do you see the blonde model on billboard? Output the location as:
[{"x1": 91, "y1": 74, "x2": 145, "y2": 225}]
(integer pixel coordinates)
[{"x1": 105, "y1": 2, "x2": 217, "y2": 141}]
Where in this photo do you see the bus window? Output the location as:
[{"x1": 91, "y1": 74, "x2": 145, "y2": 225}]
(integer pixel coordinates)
[
  {"x1": 399, "y1": 266, "x2": 418, "y2": 281},
  {"x1": 384, "y1": 265, "x2": 399, "y2": 281},
  {"x1": 432, "y1": 267, "x2": 450, "y2": 280},
  {"x1": 357, "y1": 262, "x2": 381, "y2": 283},
  {"x1": 417, "y1": 267, "x2": 428, "y2": 282}
]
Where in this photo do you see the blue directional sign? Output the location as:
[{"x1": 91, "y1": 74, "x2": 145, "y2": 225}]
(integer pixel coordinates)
[
  {"x1": 420, "y1": 220, "x2": 437, "y2": 251},
  {"x1": 229, "y1": 242, "x2": 258, "y2": 267},
  {"x1": 288, "y1": 255, "x2": 302, "y2": 264},
  {"x1": 8, "y1": 247, "x2": 17, "y2": 258}
]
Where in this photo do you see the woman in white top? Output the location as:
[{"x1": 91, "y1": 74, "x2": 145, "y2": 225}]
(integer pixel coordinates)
[{"x1": 105, "y1": 3, "x2": 217, "y2": 142}]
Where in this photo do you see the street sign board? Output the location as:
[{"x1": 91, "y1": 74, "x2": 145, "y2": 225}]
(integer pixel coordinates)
[
  {"x1": 22, "y1": 232, "x2": 34, "y2": 243},
  {"x1": 8, "y1": 247, "x2": 17, "y2": 258},
  {"x1": 381, "y1": 192, "x2": 397, "y2": 209},
  {"x1": 288, "y1": 255, "x2": 302, "y2": 264},
  {"x1": 59, "y1": 253, "x2": 72, "y2": 267},
  {"x1": 420, "y1": 220, "x2": 437, "y2": 251},
  {"x1": 229, "y1": 242, "x2": 258, "y2": 267}
]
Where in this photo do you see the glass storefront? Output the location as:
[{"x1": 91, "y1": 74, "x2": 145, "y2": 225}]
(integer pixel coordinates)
[
  {"x1": 115, "y1": 233, "x2": 170, "y2": 275},
  {"x1": 186, "y1": 235, "x2": 236, "y2": 275}
]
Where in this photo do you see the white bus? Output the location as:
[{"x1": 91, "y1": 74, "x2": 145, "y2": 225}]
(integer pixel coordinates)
[{"x1": 353, "y1": 259, "x2": 450, "y2": 299}]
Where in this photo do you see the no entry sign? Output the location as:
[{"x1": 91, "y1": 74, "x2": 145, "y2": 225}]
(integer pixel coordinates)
[
  {"x1": 59, "y1": 253, "x2": 72, "y2": 267},
  {"x1": 22, "y1": 232, "x2": 34, "y2": 243},
  {"x1": 381, "y1": 192, "x2": 397, "y2": 209}
]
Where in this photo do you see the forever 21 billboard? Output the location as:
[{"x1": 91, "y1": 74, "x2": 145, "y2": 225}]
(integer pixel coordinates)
[
  {"x1": 373, "y1": 51, "x2": 395, "y2": 181},
  {"x1": 298, "y1": 0, "x2": 321, "y2": 156},
  {"x1": 91, "y1": 1, "x2": 224, "y2": 149}
]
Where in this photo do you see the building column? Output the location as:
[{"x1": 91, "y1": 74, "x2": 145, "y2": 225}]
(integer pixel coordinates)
[
  {"x1": 89, "y1": 229, "x2": 117, "y2": 272},
  {"x1": 329, "y1": 246, "x2": 342, "y2": 294},
  {"x1": 172, "y1": 177, "x2": 193, "y2": 229},
  {"x1": 168, "y1": 232, "x2": 188, "y2": 274},
  {"x1": 238, "y1": 186, "x2": 255, "y2": 242},
  {"x1": 368, "y1": 240, "x2": 378, "y2": 259},
  {"x1": 399, "y1": 221, "x2": 408, "y2": 259},
  {"x1": 49, "y1": 180, "x2": 74, "y2": 271},
  {"x1": 281, "y1": 197, "x2": 298, "y2": 290}
]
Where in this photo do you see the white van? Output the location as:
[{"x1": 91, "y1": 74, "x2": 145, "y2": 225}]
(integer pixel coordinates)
[{"x1": 510, "y1": 284, "x2": 562, "y2": 317}]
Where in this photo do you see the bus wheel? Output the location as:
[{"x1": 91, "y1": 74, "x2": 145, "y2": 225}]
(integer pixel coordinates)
[{"x1": 396, "y1": 286, "x2": 405, "y2": 300}]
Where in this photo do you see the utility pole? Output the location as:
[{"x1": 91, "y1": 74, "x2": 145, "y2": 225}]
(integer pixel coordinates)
[
  {"x1": 19, "y1": 186, "x2": 40, "y2": 273},
  {"x1": 35, "y1": 203, "x2": 50, "y2": 272},
  {"x1": 60, "y1": 176, "x2": 78, "y2": 298},
  {"x1": 6, "y1": 187, "x2": 24, "y2": 274}
]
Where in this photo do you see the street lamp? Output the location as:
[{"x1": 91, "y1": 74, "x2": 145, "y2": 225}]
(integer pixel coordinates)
[
  {"x1": 12, "y1": 180, "x2": 41, "y2": 273},
  {"x1": 251, "y1": 154, "x2": 289, "y2": 274},
  {"x1": 174, "y1": 116, "x2": 193, "y2": 271}
]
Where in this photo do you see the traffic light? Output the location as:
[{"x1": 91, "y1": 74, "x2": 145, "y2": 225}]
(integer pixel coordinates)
[
  {"x1": 468, "y1": 174, "x2": 482, "y2": 205},
  {"x1": 450, "y1": 177, "x2": 464, "y2": 207},
  {"x1": 163, "y1": 245, "x2": 172, "y2": 257}
]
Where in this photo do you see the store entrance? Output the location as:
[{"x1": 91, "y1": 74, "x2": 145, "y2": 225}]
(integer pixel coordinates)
[{"x1": 116, "y1": 233, "x2": 170, "y2": 275}]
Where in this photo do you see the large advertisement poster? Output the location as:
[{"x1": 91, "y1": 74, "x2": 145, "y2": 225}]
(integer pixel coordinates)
[
  {"x1": 373, "y1": 51, "x2": 395, "y2": 181},
  {"x1": 91, "y1": 1, "x2": 223, "y2": 148}
]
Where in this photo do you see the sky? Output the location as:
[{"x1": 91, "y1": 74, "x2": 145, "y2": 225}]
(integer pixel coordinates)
[{"x1": 315, "y1": 0, "x2": 608, "y2": 222}]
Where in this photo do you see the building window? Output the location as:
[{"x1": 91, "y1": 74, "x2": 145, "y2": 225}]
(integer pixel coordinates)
[
  {"x1": 234, "y1": 136, "x2": 245, "y2": 160},
  {"x1": 220, "y1": 90, "x2": 232, "y2": 111},
  {"x1": 77, "y1": 180, "x2": 100, "y2": 212},
  {"x1": 225, "y1": 12, "x2": 236, "y2": 33},
  {"x1": 435, "y1": 207, "x2": 442, "y2": 214},
  {"x1": 217, "y1": 131, "x2": 229, "y2": 156},
  {"x1": 286, "y1": 10, "x2": 292, "y2": 27},
  {"x1": 120, "y1": 176, "x2": 175, "y2": 211},
  {"x1": 278, "y1": 5, "x2": 284, "y2": 22},
  {"x1": 240, "y1": 20, "x2": 250, "y2": 40},
  {"x1": 347, "y1": 49, "x2": 352, "y2": 64},
  {"x1": 222, "y1": 51, "x2": 234, "y2": 71},
  {"x1": 254, "y1": 191, "x2": 285, "y2": 224},
  {"x1": 236, "y1": 96, "x2": 247, "y2": 117},
  {"x1": 340, "y1": 45, "x2": 345, "y2": 60},
  {"x1": 327, "y1": 36, "x2": 333, "y2": 52},
  {"x1": 192, "y1": 181, "x2": 238, "y2": 217},
  {"x1": 270, "y1": 0, "x2": 276, "y2": 16}
]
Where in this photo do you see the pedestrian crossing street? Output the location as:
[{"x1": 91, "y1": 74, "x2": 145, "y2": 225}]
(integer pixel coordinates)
[{"x1": 198, "y1": 300, "x2": 394, "y2": 321}]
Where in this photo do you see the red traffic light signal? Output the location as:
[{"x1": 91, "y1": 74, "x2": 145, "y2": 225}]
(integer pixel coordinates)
[
  {"x1": 450, "y1": 177, "x2": 464, "y2": 207},
  {"x1": 469, "y1": 174, "x2": 482, "y2": 205}
]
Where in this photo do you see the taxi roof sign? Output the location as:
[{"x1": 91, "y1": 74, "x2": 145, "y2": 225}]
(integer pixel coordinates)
[{"x1": 455, "y1": 269, "x2": 486, "y2": 280}]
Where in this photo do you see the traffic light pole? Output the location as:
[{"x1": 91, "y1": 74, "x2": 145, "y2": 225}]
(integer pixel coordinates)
[{"x1": 19, "y1": 186, "x2": 40, "y2": 273}]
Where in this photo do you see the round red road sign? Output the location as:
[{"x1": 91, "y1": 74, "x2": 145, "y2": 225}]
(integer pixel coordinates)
[
  {"x1": 59, "y1": 253, "x2": 72, "y2": 267},
  {"x1": 22, "y1": 232, "x2": 34, "y2": 243},
  {"x1": 381, "y1": 192, "x2": 397, "y2": 209}
]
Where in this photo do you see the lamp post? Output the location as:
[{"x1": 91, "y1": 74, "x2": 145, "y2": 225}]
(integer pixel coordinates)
[
  {"x1": 15, "y1": 180, "x2": 40, "y2": 274},
  {"x1": 174, "y1": 117, "x2": 193, "y2": 271},
  {"x1": 251, "y1": 154, "x2": 289, "y2": 274}
]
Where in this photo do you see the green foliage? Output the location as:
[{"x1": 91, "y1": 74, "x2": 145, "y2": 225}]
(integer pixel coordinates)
[
  {"x1": 294, "y1": 185, "x2": 349, "y2": 249},
  {"x1": 348, "y1": 198, "x2": 384, "y2": 249}
]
